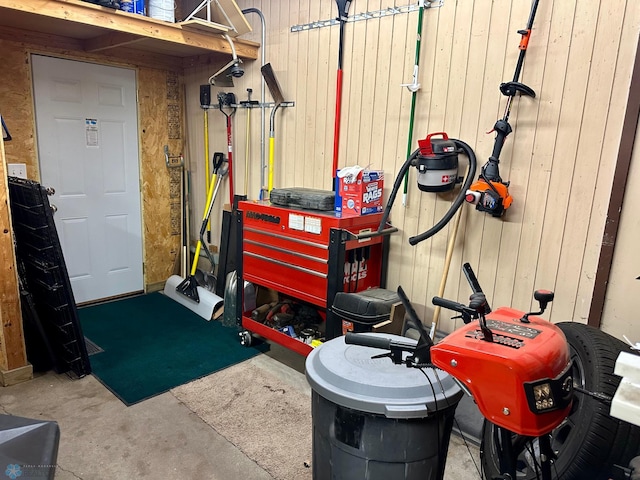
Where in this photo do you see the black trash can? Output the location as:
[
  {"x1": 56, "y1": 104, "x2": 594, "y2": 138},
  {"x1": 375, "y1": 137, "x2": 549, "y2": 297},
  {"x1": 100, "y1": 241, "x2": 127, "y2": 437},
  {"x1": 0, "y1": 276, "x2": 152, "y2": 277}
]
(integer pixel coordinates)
[{"x1": 305, "y1": 334, "x2": 463, "y2": 480}]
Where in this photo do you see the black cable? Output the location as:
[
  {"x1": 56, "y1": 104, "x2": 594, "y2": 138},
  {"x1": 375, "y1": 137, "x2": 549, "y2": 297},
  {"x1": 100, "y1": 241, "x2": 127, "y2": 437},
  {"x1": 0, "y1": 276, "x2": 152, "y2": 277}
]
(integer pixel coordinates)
[
  {"x1": 377, "y1": 148, "x2": 420, "y2": 232},
  {"x1": 525, "y1": 440, "x2": 541, "y2": 479},
  {"x1": 431, "y1": 368, "x2": 483, "y2": 479},
  {"x1": 418, "y1": 366, "x2": 441, "y2": 473}
]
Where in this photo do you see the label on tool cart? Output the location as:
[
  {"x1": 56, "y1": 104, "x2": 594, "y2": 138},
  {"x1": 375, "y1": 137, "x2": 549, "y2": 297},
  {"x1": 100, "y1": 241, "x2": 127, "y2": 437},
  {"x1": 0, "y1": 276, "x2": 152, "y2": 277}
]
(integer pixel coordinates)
[
  {"x1": 304, "y1": 216, "x2": 322, "y2": 234},
  {"x1": 289, "y1": 213, "x2": 304, "y2": 231}
]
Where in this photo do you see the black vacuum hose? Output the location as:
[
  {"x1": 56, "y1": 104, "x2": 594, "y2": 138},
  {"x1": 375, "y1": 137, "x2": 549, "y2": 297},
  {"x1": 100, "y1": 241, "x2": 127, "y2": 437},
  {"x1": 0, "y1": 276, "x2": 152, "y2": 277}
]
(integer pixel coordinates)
[
  {"x1": 409, "y1": 139, "x2": 476, "y2": 245},
  {"x1": 377, "y1": 148, "x2": 420, "y2": 233},
  {"x1": 378, "y1": 138, "x2": 477, "y2": 245}
]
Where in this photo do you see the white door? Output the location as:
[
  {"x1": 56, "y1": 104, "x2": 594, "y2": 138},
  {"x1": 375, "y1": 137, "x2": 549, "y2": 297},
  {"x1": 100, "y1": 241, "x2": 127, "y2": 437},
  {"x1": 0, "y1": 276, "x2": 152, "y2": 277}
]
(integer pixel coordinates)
[{"x1": 32, "y1": 55, "x2": 143, "y2": 304}]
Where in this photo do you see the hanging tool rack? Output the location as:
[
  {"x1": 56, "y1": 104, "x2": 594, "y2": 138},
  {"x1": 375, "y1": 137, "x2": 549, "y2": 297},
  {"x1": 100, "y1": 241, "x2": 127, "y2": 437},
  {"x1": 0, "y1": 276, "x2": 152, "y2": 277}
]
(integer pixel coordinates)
[{"x1": 290, "y1": 1, "x2": 444, "y2": 32}]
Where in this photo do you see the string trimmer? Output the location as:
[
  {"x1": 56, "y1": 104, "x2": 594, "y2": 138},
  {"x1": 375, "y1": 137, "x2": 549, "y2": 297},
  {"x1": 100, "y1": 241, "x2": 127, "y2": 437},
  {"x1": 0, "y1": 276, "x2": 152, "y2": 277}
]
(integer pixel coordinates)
[{"x1": 465, "y1": 0, "x2": 540, "y2": 217}]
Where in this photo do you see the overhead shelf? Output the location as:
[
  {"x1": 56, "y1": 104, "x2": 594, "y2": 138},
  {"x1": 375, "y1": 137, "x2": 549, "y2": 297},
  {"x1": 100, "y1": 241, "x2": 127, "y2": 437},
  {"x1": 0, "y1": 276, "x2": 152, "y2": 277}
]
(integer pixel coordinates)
[{"x1": 0, "y1": 0, "x2": 259, "y2": 62}]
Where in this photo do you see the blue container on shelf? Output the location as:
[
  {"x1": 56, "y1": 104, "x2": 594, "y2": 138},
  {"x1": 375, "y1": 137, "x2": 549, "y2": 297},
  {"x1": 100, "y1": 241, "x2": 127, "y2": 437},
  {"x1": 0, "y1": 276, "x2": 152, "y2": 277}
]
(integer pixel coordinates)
[{"x1": 120, "y1": 0, "x2": 145, "y2": 15}]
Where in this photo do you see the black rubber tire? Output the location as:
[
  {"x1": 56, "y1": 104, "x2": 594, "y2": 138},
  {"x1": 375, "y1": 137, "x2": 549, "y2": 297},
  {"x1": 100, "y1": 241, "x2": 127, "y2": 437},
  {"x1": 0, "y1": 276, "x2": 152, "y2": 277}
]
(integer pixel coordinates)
[
  {"x1": 481, "y1": 321, "x2": 640, "y2": 480},
  {"x1": 631, "y1": 456, "x2": 640, "y2": 480}
]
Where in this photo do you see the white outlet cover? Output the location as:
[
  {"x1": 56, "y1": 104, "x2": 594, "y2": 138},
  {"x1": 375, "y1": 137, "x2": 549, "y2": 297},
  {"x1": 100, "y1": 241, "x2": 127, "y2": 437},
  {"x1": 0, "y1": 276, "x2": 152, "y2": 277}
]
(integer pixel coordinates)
[{"x1": 8, "y1": 163, "x2": 27, "y2": 179}]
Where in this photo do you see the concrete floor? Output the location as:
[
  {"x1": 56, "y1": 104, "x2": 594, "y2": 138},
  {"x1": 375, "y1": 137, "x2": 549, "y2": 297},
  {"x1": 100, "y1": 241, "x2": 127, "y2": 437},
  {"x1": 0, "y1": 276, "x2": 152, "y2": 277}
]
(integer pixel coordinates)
[{"x1": 0, "y1": 344, "x2": 481, "y2": 479}]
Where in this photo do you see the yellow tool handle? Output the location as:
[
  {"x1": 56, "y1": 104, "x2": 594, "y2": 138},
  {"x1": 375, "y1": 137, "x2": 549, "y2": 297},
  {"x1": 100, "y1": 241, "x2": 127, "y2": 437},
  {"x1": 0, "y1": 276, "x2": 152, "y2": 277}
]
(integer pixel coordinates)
[
  {"x1": 191, "y1": 243, "x2": 202, "y2": 276},
  {"x1": 245, "y1": 108, "x2": 251, "y2": 195},
  {"x1": 204, "y1": 110, "x2": 211, "y2": 233},
  {"x1": 268, "y1": 135, "x2": 275, "y2": 194},
  {"x1": 190, "y1": 172, "x2": 218, "y2": 276},
  {"x1": 204, "y1": 111, "x2": 210, "y2": 191}
]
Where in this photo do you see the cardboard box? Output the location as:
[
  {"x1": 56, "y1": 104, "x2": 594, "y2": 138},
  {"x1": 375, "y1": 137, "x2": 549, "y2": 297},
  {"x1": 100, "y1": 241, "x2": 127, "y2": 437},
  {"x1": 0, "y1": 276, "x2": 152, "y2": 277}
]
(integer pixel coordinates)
[{"x1": 335, "y1": 168, "x2": 384, "y2": 217}]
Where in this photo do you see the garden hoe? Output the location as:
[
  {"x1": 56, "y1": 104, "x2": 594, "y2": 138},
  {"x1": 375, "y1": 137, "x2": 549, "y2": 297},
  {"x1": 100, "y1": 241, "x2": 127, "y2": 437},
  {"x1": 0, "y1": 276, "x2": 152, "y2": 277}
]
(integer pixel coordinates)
[{"x1": 165, "y1": 153, "x2": 226, "y2": 320}]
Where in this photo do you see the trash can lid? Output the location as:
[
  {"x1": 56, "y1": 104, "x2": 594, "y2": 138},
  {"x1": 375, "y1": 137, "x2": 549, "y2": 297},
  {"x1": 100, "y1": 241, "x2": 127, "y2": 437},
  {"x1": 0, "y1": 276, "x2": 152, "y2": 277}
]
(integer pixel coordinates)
[{"x1": 305, "y1": 334, "x2": 463, "y2": 419}]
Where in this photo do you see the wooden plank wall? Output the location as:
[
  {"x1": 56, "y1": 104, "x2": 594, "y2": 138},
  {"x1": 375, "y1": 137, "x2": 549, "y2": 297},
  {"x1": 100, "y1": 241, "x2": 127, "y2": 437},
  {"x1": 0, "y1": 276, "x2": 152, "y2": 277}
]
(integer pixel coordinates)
[
  {"x1": 601, "y1": 120, "x2": 640, "y2": 341},
  {"x1": 186, "y1": 0, "x2": 640, "y2": 336}
]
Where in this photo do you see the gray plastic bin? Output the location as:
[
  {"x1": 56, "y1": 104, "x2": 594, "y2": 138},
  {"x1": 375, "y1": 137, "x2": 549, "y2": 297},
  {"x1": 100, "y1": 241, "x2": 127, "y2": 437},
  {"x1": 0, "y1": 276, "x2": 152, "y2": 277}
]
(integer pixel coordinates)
[
  {"x1": 0, "y1": 414, "x2": 59, "y2": 479},
  {"x1": 305, "y1": 334, "x2": 463, "y2": 480}
]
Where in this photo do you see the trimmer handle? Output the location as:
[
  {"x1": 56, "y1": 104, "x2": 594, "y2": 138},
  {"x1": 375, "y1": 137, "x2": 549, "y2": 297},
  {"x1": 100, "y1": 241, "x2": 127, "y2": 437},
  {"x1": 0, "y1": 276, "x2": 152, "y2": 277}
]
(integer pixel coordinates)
[
  {"x1": 499, "y1": 81, "x2": 536, "y2": 98},
  {"x1": 489, "y1": 119, "x2": 513, "y2": 163}
]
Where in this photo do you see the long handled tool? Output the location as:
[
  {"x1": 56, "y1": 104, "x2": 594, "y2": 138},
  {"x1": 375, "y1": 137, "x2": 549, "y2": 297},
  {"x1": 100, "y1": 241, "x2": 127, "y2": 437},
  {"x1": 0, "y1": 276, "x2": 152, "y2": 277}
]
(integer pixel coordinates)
[
  {"x1": 200, "y1": 85, "x2": 212, "y2": 242},
  {"x1": 466, "y1": 0, "x2": 540, "y2": 217},
  {"x1": 218, "y1": 92, "x2": 237, "y2": 205},
  {"x1": 260, "y1": 63, "x2": 285, "y2": 196},
  {"x1": 165, "y1": 155, "x2": 226, "y2": 320},
  {"x1": 331, "y1": 0, "x2": 352, "y2": 189},
  {"x1": 198, "y1": 152, "x2": 227, "y2": 291},
  {"x1": 240, "y1": 88, "x2": 259, "y2": 195},
  {"x1": 401, "y1": 0, "x2": 427, "y2": 206}
]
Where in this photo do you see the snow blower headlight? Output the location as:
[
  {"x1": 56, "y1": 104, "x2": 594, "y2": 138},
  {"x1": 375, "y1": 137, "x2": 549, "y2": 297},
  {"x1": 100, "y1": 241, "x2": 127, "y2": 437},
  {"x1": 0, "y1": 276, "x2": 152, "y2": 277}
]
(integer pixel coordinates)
[
  {"x1": 533, "y1": 383, "x2": 554, "y2": 410},
  {"x1": 524, "y1": 364, "x2": 573, "y2": 414}
]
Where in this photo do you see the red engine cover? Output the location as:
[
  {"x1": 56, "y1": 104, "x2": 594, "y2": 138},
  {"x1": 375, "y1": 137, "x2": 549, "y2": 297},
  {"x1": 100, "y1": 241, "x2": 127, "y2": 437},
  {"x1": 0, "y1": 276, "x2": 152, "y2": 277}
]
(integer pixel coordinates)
[{"x1": 431, "y1": 307, "x2": 572, "y2": 436}]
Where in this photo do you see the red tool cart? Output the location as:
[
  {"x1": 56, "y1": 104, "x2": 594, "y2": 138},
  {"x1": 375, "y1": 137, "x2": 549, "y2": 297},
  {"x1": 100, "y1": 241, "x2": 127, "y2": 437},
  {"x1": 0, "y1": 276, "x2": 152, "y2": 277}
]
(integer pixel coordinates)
[{"x1": 235, "y1": 200, "x2": 396, "y2": 356}]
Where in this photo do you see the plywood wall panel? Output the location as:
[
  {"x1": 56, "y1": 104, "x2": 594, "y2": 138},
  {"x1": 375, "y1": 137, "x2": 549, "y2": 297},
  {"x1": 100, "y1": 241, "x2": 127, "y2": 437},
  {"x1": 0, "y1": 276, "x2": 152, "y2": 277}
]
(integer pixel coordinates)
[
  {"x1": 138, "y1": 68, "x2": 184, "y2": 286},
  {"x1": 1, "y1": 44, "x2": 37, "y2": 174}
]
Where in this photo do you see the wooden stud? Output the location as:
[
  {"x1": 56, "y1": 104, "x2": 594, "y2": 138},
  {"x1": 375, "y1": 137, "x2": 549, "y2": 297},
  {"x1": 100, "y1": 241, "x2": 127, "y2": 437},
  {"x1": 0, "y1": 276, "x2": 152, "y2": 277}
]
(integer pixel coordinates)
[{"x1": 0, "y1": 136, "x2": 29, "y2": 373}]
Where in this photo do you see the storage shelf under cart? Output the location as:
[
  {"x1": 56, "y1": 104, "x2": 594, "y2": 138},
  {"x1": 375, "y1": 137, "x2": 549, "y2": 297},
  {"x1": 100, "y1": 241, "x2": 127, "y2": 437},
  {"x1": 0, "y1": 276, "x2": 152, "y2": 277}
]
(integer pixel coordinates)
[{"x1": 235, "y1": 200, "x2": 396, "y2": 355}]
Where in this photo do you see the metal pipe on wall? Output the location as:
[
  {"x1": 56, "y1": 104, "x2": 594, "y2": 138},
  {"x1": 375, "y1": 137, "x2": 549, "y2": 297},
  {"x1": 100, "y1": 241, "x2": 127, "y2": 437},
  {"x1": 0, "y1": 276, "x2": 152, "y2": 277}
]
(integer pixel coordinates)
[{"x1": 241, "y1": 8, "x2": 266, "y2": 199}]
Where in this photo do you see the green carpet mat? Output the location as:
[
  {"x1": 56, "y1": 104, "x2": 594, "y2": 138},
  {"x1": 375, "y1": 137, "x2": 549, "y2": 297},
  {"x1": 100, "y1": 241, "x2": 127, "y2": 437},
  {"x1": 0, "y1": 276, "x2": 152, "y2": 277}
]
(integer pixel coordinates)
[{"x1": 79, "y1": 292, "x2": 266, "y2": 405}]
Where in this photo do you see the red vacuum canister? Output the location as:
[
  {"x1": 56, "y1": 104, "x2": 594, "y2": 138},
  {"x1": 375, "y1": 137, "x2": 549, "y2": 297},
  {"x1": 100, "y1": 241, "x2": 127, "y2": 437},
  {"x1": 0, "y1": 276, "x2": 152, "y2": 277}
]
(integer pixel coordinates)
[
  {"x1": 431, "y1": 307, "x2": 573, "y2": 437},
  {"x1": 415, "y1": 132, "x2": 460, "y2": 192}
]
